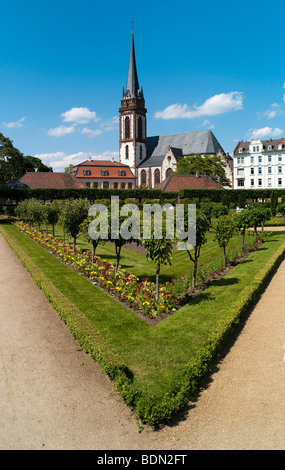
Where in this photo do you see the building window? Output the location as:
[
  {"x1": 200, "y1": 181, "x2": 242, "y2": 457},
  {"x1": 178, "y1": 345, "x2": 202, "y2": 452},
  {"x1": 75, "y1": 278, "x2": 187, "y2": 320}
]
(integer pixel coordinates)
[
  {"x1": 101, "y1": 170, "x2": 109, "y2": 176},
  {"x1": 93, "y1": 182, "x2": 98, "y2": 189},
  {"x1": 103, "y1": 181, "x2": 109, "y2": 189},
  {"x1": 258, "y1": 156, "x2": 262, "y2": 163},
  {"x1": 251, "y1": 167, "x2": 254, "y2": 175},
  {"x1": 166, "y1": 168, "x2": 173, "y2": 178},
  {"x1": 237, "y1": 179, "x2": 244, "y2": 187},
  {"x1": 268, "y1": 145, "x2": 272, "y2": 151},
  {"x1": 268, "y1": 166, "x2": 272, "y2": 174},
  {"x1": 139, "y1": 145, "x2": 143, "y2": 160},
  {"x1": 268, "y1": 178, "x2": 272, "y2": 187},
  {"x1": 279, "y1": 156, "x2": 282, "y2": 162},
  {"x1": 278, "y1": 178, "x2": 282, "y2": 186},
  {"x1": 125, "y1": 116, "x2": 130, "y2": 139},
  {"x1": 141, "y1": 170, "x2": 146, "y2": 185},
  {"x1": 268, "y1": 155, "x2": 272, "y2": 163},
  {"x1": 137, "y1": 116, "x2": 143, "y2": 140},
  {"x1": 154, "y1": 168, "x2": 160, "y2": 184},
  {"x1": 113, "y1": 182, "x2": 118, "y2": 189},
  {"x1": 258, "y1": 167, "x2": 262, "y2": 174},
  {"x1": 237, "y1": 156, "x2": 244, "y2": 164},
  {"x1": 251, "y1": 156, "x2": 254, "y2": 164},
  {"x1": 128, "y1": 183, "x2": 132, "y2": 189},
  {"x1": 83, "y1": 170, "x2": 91, "y2": 176},
  {"x1": 125, "y1": 145, "x2": 129, "y2": 160},
  {"x1": 85, "y1": 182, "x2": 90, "y2": 188},
  {"x1": 251, "y1": 179, "x2": 254, "y2": 186},
  {"x1": 121, "y1": 182, "x2": 125, "y2": 189},
  {"x1": 253, "y1": 146, "x2": 256, "y2": 152},
  {"x1": 118, "y1": 170, "x2": 126, "y2": 176},
  {"x1": 256, "y1": 146, "x2": 260, "y2": 152},
  {"x1": 239, "y1": 148, "x2": 243, "y2": 153},
  {"x1": 258, "y1": 179, "x2": 262, "y2": 186},
  {"x1": 278, "y1": 166, "x2": 282, "y2": 173}
]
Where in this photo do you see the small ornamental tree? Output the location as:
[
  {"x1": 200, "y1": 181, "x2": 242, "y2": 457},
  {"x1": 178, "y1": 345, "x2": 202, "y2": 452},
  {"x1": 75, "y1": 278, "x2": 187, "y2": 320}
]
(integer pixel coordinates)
[
  {"x1": 185, "y1": 212, "x2": 209, "y2": 288},
  {"x1": 235, "y1": 209, "x2": 252, "y2": 251},
  {"x1": 249, "y1": 207, "x2": 271, "y2": 241},
  {"x1": 212, "y1": 215, "x2": 236, "y2": 266},
  {"x1": 80, "y1": 216, "x2": 104, "y2": 263},
  {"x1": 277, "y1": 202, "x2": 285, "y2": 222},
  {"x1": 62, "y1": 199, "x2": 89, "y2": 251},
  {"x1": 43, "y1": 200, "x2": 60, "y2": 238},
  {"x1": 26, "y1": 199, "x2": 45, "y2": 229}
]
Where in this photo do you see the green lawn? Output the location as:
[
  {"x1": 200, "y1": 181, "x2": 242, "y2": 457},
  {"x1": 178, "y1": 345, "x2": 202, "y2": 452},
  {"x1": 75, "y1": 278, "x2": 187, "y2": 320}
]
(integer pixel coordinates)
[{"x1": 2, "y1": 222, "x2": 285, "y2": 401}]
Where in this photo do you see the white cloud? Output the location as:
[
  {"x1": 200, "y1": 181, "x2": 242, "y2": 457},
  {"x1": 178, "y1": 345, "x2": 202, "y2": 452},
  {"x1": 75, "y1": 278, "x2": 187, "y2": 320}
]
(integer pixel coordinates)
[
  {"x1": 35, "y1": 150, "x2": 119, "y2": 172},
  {"x1": 247, "y1": 127, "x2": 283, "y2": 140},
  {"x1": 61, "y1": 107, "x2": 99, "y2": 124},
  {"x1": 81, "y1": 127, "x2": 102, "y2": 138},
  {"x1": 155, "y1": 92, "x2": 243, "y2": 119},
  {"x1": 3, "y1": 117, "x2": 26, "y2": 128},
  {"x1": 262, "y1": 103, "x2": 284, "y2": 119},
  {"x1": 47, "y1": 125, "x2": 76, "y2": 137}
]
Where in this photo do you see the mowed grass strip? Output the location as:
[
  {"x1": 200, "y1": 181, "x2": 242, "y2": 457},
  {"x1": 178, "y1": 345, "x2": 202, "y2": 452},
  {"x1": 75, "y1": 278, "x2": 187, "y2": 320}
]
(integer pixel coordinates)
[{"x1": 2, "y1": 223, "x2": 285, "y2": 399}]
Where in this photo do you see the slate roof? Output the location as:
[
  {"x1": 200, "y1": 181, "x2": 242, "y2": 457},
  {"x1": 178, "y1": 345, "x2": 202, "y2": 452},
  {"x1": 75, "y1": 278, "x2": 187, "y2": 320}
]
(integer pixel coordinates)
[
  {"x1": 0, "y1": 179, "x2": 29, "y2": 189},
  {"x1": 156, "y1": 174, "x2": 223, "y2": 192},
  {"x1": 125, "y1": 30, "x2": 140, "y2": 99},
  {"x1": 233, "y1": 138, "x2": 285, "y2": 154},
  {"x1": 19, "y1": 172, "x2": 85, "y2": 189},
  {"x1": 139, "y1": 130, "x2": 225, "y2": 168}
]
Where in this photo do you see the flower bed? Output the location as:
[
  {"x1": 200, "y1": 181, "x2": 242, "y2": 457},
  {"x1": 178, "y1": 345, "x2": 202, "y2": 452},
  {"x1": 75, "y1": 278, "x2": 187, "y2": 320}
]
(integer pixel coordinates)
[{"x1": 13, "y1": 221, "x2": 263, "y2": 319}]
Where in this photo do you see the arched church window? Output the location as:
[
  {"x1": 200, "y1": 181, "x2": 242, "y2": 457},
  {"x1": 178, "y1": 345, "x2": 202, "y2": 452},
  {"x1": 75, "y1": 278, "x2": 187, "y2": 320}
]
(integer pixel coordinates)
[
  {"x1": 166, "y1": 168, "x2": 173, "y2": 178},
  {"x1": 125, "y1": 145, "x2": 129, "y2": 160},
  {"x1": 125, "y1": 116, "x2": 130, "y2": 139},
  {"x1": 138, "y1": 116, "x2": 143, "y2": 140},
  {"x1": 139, "y1": 145, "x2": 143, "y2": 160},
  {"x1": 141, "y1": 170, "x2": 146, "y2": 185},
  {"x1": 154, "y1": 168, "x2": 160, "y2": 184}
]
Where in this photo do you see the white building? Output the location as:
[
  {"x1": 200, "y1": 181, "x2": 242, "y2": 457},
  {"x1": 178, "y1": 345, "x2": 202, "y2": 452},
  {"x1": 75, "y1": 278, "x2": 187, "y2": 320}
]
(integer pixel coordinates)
[{"x1": 233, "y1": 138, "x2": 285, "y2": 189}]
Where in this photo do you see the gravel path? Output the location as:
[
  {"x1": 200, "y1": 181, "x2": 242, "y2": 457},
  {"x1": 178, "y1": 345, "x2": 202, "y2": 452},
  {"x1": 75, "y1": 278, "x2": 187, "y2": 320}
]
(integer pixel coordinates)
[{"x1": 0, "y1": 232, "x2": 285, "y2": 450}]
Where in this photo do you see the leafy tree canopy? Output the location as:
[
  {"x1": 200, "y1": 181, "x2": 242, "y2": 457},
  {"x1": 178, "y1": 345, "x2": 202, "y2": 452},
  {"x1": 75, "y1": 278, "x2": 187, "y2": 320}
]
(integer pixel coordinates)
[{"x1": 174, "y1": 153, "x2": 231, "y2": 187}]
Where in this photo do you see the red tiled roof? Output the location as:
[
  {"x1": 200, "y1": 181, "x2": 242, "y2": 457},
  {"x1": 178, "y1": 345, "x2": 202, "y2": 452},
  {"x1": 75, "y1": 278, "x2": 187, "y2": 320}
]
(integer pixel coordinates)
[
  {"x1": 156, "y1": 174, "x2": 223, "y2": 192},
  {"x1": 72, "y1": 160, "x2": 135, "y2": 179},
  {"x1": 20, "y1": 172, "x2": 85, "y2": 189}
]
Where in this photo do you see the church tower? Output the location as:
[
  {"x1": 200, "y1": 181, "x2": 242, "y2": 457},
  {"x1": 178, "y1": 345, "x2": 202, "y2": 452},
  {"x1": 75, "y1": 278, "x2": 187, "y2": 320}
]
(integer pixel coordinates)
[{"x1": 119, "y1": 30, "x2": 147, "y2": 184}]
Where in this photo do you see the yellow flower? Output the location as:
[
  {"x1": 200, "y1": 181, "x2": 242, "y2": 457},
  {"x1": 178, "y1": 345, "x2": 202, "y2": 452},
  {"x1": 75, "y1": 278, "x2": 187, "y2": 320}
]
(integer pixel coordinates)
[
  {"x1": 115, "y1": 286, "x2": 122, "y2": 291},
  {"x1": 107, "y1": 280, "x2": 112, "y2": 284},
  {"x1": 160, "y1": 305, "x2": 165, "y2": 309}
]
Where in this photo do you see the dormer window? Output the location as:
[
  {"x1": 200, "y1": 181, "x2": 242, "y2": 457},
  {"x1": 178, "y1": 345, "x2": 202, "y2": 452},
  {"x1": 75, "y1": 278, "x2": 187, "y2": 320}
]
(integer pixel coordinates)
[
  {"x1": 118, "y1": 170, "x2": 126, "y2": 176},
  {"x1": 83, "y1": 170, "x2": 91, "y2": 176},
  {"x1": 239, "y1": 148, "x2": 243, "y2": 153},
  {"x1": 101, "y1": 170, "x2": 109, "y2": 176},
  {"x1": 268, "y1": 145, "x2": 272, "y2": 151}
]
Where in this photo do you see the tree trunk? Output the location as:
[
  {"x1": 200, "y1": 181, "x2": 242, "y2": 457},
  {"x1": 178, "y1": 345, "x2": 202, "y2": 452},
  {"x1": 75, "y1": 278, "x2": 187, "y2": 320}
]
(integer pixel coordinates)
[
  {"x1": 63, "y1": 227, "x2": 65, "y2": 243},
  {"x1": 115, "y1": 244, "x2": 121, "y2": 283},
  {"x1": 223, "y1": 245, "x2": 226, "y2": 266},
  {"x1": 254, "y1": 227, "x2": 258, "y2": 242},
  {"x1": 156, "y1": 262, "x2": 160, "y2": 300},
  {"x1": 242, "y1": 229, "x2": 245, "y2": 252},
  {"x1": 73, "y1": 235, "x2": 76, "y2": 252},
  {"x1": 52, "y1": 224, "x2": 55, "y2": 238},
  {"x1": 192, "y1": 259, "x2": 198, "y2": 289}
]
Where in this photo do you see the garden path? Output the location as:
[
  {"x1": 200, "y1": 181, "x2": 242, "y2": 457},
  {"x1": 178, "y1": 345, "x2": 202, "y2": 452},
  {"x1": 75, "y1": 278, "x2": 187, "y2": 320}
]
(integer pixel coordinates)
[{"x1": 0, "y1": 231, "x2": 285, "y2": 450}]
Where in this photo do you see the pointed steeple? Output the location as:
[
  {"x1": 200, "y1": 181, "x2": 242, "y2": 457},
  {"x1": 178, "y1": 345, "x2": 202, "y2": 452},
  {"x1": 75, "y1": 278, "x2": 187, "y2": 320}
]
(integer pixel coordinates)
[{"x1": 126, "y1": 30, "x2": 140, "y2": 99}]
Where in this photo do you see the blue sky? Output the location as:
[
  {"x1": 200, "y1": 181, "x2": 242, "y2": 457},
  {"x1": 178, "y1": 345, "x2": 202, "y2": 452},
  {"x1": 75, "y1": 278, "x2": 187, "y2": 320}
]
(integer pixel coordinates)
[{"x1": 1, "y1": 0, "x2": 284, "y2": 171}]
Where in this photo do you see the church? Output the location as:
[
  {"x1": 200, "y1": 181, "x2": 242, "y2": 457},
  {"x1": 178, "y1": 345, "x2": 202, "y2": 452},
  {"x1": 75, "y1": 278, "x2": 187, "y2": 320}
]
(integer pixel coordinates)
[{"x1": 119, "y1": 31, "x2": 233, "y2": 189}]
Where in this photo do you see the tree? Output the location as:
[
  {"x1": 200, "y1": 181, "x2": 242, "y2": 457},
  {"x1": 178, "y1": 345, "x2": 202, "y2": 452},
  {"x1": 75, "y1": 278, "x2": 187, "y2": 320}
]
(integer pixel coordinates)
[
  {"x1": 80, "y1": 215, "x2": 105, "y2": 263},
  {"x1": 277, "y1": 202, "x2": 285, "y2": 222},
  {"x1": 235, "y1": 209, "x2": 252, "y2": 251},
  {"x1": 248, "y1": 207, "x2": 271, "y2": 242},
  {"x1": 23, "y1": 155, "x2": 52, "y2": 173},
  {"x1": 64, "y1": 164, "x2": 74, "y2": 173},
  {"x1": 174, "y1": 154, "x2": 232, "y2": 187},
  {"x1": 61, "y1": 199, "x2": 89, "y2": 251},
  {"x1": 142, "y1": 231, "x2": 173, "y2": 300},
  {"x1": 43, "y1": 201, "x2": 60, "y2": 238},
  {"x1": 270, "y1": 190, "x2": 278, "y2": 217},
  {"x1": 212, "y1": 215, "x2": 236, "y2": 265},
  {"x1": 186, "y1": 212, "x2": 209, "y2": 288},
  {"x1": 0, "y1": 133, "x2": 24, "y2": 185}
]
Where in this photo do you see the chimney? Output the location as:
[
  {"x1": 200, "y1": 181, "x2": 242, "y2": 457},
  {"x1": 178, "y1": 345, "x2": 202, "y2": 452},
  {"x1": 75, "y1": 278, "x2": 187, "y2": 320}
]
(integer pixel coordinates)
[{"x1": 196, "y1": 171, "x2": 200, "y2": 178}]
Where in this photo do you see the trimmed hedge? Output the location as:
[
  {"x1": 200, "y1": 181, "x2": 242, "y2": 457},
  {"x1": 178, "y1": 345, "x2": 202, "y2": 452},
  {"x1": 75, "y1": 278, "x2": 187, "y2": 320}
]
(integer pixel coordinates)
[{"x1": 2, "y1": 225, "x2": 285, "y2": 426}]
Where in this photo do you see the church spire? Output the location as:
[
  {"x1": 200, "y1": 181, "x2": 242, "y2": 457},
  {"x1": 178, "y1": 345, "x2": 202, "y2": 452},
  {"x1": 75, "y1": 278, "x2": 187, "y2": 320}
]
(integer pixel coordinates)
[{"x1": 125, "y1": 30, "x2": 140, "y2": 99}]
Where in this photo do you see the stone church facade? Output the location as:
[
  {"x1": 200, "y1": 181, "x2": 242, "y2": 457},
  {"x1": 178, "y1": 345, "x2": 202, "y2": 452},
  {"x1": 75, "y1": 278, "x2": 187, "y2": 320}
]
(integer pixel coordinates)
[{"x1": 119, "y1": 31, "x2": 233, "y2": 189}]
